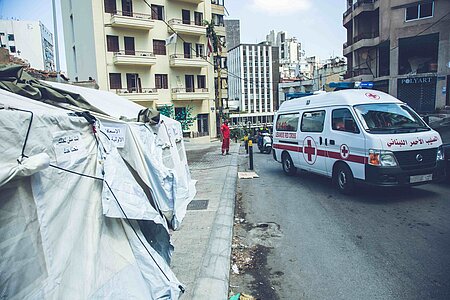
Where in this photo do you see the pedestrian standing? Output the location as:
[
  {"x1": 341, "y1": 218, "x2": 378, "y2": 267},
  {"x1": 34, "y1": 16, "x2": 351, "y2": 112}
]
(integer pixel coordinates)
[{"x1": 221, "y1": 119, "x2": 230, "y2": 155}]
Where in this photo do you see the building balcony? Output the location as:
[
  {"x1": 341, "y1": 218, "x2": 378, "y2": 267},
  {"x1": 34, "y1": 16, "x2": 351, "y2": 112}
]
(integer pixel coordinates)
[
  {"x1": 353, "y1": 34, "x2": 380, "y2": 50},
  {"x1": 169, "y1": 54, "x2": 209, "y2": 68},
  {"x1": 214, "y1": 24, "x2": 226, "y2": 37},
  {"x1": 353, "y1": 0, "x2": 378, "y2": 17},
  {"x1": 113, "y1": 50, "x2": 156, "y2": 66},
  {"x1": 168, "y1": 19, "x2": 206, "y2": 36},
  {"x1": 171, "y1": 88, "x2": 209, "y2": 100},
  {"x1": 212, "y1": 1, "x2": 225, "y2": 15},
  {"x1": 343, "y1": 0, "x2": 379, "y2": 25},
  {"x1": 110, "y1": 11, "x2": 155, "y2": 30},
  {"x1": 116, "y1": 88, "x2": 159, "y2": 102},
  {"x1": 168, "y1": 0, "x2": 204, "y2": 3},
  {"x1": 353, "y1": 32, "x2": 379, "y2": 43}
]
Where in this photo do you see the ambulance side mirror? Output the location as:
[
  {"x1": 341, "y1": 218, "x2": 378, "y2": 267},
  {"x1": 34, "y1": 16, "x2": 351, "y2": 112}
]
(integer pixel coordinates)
[{"x1": 422, "y1": 115, "x2": 430, "y2": 125}]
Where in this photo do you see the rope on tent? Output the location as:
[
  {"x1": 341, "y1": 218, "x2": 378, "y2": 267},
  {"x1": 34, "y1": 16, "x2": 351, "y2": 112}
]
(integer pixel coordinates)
[
  {"x1": 6, "y1": 107, "x2": 34, "y2": 162},
  {"x1": 9, "y1": 108, "x2": 185, "y2": 294},
  {"x1": 49, "y1": 163, "x2": 185, "y2": 294}
]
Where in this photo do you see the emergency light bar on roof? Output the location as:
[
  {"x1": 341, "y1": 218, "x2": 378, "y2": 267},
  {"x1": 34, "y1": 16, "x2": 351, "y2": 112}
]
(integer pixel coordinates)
[{"x1": 329, "y1": 81, "x2": 374, "y2": 90}]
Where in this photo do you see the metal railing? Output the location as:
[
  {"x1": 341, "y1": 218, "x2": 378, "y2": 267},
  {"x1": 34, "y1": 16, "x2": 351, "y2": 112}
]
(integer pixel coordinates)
[
  {"x1": 111, "y1": 10, "x2": 152, "y2": 20},
  {"x1": 113, "y1": 50, "x2": 155, "y2": 57},
  {"x1": 171, "y1": 88, "x2": 208, "y2": 93},
  {"x1": 168, "y1": 18, "x2": 205, "y2": 27},
  {"x1": 344, "y1": 0, "x2": 378, "y2": 17},
  {"x1": 343, "y1": 6, "x2": 352, "y2": 17},
  {"x1": 353, "y1": 0, "x2": 377, "y2": 8},
  {"x1": 116, "y1": 88, "x2": 158, "y2": 94},
  {"x1": 170, "y1": 53, "x2": 206, "y2": 59},
  {"x1": 211, "y1": 0, "x2": 224, "y2": 6},
  {"x1": 352, "y1": 68, "x2": 372, "y2": 76}
]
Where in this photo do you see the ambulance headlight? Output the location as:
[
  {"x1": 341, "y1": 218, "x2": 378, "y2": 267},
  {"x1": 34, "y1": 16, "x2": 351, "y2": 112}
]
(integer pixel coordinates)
[
  {"x1": 369, "y1": 149, "x2": 398, "y2": 167},
  {"x1": 436, "y1": 146, "x2": 444, "y2": 161}
]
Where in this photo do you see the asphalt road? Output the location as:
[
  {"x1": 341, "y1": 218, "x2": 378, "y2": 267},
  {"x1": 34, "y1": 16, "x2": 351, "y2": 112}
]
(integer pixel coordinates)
[{"x1": 233, "y1": 149, "x2": 450, "y2": 300}]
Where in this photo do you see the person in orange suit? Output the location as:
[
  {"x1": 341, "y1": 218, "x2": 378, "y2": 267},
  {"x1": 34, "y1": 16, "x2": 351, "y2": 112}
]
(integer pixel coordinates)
[{"x1": 221, "y1": 119, "x2": 230, "y2": 155}]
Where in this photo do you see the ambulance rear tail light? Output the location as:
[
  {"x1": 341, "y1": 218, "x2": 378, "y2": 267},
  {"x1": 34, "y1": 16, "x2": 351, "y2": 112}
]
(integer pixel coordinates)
[{"x1": 369, "y1": 149, "x2": 398, "y2": 167}]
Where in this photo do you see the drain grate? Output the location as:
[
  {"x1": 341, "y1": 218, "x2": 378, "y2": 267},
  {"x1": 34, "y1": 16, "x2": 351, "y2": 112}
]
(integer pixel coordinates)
[{"x1": 187, "y1": 200, "x2": 209, "y2": 210}]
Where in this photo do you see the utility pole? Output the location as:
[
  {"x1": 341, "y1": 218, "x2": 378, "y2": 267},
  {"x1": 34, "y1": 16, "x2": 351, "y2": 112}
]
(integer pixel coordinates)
[{"x1": 52, "y1": 0, "x2": 61, "y2": 82}]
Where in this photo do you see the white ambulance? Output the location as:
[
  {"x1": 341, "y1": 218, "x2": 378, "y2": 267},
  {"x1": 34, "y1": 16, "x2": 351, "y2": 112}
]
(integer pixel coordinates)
[{"x1": 272, "y1": 89, "x2": 446, "y2": 194}]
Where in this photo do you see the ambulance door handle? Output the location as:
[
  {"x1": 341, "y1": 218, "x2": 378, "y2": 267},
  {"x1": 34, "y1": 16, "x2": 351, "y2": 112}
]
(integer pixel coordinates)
[
  {"x1": 325, "y1": 138, "x2": 328, "y2": 146},
  {"x1": 319, "y1": 137, "x2": 323, "y2": 145},
  {"x1": 329, "y1": 139, "x2": 335, "y2": 145}
]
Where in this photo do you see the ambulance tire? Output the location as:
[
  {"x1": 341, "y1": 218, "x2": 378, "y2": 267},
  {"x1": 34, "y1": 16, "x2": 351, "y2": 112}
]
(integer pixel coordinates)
[
  {"x1": 334, "y1": 163, "x2": 355, "y2": 194},
  {"x1": 282, "y1": 153, "x2": 296, "y2": 176}
]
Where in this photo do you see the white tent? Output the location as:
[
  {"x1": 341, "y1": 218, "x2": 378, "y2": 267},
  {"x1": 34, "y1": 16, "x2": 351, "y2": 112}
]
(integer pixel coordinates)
[
  {"x1": 0, "y1": 89, "x2": 184, "y2": 299},
  {"x1": 44, "y1": 81, "x2": 196, "y2": 229}
]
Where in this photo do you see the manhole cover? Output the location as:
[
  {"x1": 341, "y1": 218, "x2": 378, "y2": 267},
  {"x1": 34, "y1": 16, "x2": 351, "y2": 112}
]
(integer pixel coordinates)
[{"x1": 187, "y1": 200, "x2": 209, "y2": 210}]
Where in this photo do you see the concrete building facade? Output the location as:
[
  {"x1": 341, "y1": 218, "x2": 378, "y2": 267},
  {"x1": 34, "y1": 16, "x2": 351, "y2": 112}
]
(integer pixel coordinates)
[
  {"x1": 224, "y1": 19, "x2": 240, "y2": 50},
  {"x1": 60, "y1": 0, "x2": 227, "y2": 138},
  {"x1": 343, "y1": 0, "x2": 450, "y2": 113},
  {"x1": 0, "y1": 20, "x2": 54, "y2": 71},
  {"x1": 266, "y1": 30, "x2": 303, "y2": 80},
  {"x1": 227, "y1": 43, "x2": 279, "y2": 128}
]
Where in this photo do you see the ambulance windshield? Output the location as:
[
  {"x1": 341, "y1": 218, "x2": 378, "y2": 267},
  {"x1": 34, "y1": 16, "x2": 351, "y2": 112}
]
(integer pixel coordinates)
[{"x1": 353, "y1": 103, "x2": 429, "y2": 133}]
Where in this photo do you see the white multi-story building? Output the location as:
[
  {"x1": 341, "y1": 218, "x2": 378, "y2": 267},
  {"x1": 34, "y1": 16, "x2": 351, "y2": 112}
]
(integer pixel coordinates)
[
  {"x1": 0, "y1": 20, "x2": 54, "y2": 71},
  {"x1": 227, "y1": 43, "x2": 279, "y2": 128},
  {"x1": 60, "y1": 0, "x2": 227, "y2": 138},
  {"x1": 266, "y1": 30, "x2": 303, "y2": 80}
]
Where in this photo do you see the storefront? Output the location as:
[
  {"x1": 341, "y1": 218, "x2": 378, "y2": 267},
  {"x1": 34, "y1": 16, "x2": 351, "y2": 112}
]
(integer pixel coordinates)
[{"x1": 397, "y1": 75, "x2": 437, "y2": 113}]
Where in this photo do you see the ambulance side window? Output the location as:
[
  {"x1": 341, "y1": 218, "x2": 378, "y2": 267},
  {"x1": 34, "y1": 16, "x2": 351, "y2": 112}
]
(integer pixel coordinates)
[
  {"x1": 332, "y1": 108, "x2": 360, "y2": 134},
  {"x1": 301, "y1": 110, "x2": 325, "y2": 132},
  {"x1": 276, "y1": 113, "x2": 299, "y2": 132}
]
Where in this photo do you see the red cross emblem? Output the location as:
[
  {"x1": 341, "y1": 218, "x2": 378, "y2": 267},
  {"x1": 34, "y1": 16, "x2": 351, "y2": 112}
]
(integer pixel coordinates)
[
  {"x1": 340, "y1": 144, "x2": 350, "y2": 159},
  {"x1": 303, "y1": 137, "x2": 317, "y2": 165},
  {"x1": 365, "y1": 92, "x2": 380, "y2": 100}
]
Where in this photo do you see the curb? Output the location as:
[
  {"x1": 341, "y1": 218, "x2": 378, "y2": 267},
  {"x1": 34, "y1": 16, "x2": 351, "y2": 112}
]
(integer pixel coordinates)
[{"x1": 191, "y1": 144, "x2": 239, "y2": 299}]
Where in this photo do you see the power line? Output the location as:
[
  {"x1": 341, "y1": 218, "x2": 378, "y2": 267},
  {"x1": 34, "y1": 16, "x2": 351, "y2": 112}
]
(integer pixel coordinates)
[{"x1": 139, "y1": 1, "x2": 448, "y2": 93}]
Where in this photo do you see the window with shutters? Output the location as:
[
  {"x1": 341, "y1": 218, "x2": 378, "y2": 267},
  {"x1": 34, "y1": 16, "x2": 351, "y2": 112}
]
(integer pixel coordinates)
[
  {"x1": 197, "y1": 75, "x2": 206, "y2": 89},
  {"x1": 106, "y1": 35, "x2": 119, "y2": 52},
  {"x1": 109, "y1": 73, "x2": 122, "y2": 89},
  {"x1": 153, "y1": 40, "x2": 166, "y2": 55},
  {"x1": 104, "y1": 0, "x2": 116, "y2": 13},
  {"x1": 155, "y1": 74, "x2": 168, "y2": 89},
  {"x1": 151, "y1": 5, "x2": 164, "y2": 20}
]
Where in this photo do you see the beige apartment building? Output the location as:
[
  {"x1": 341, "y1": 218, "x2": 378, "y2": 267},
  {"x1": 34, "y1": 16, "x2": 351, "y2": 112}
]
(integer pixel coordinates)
[
  {"x1": 60, "y1": 0, "x2": 228, "y2": 138},
  {"x1": 343, "y1": 0, "x2": 450, "y2": 113}
]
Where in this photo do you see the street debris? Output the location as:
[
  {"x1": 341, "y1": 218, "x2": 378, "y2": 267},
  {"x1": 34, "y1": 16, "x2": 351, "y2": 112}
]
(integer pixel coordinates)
[
  {"x1": 238, "y1": 172, "x2": 259, "y2": 179},
  {"x1": 232, "y1": 263, "x2": 240, "y2": 274},
  {"x1": 229, "y1": 293, "x2": 257, "y2": 300}
]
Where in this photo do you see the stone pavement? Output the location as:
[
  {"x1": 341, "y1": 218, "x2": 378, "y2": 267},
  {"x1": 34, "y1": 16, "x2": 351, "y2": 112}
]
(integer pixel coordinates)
[{"x1": 171, "y1": 139, "x2": 240, "y2": 300}]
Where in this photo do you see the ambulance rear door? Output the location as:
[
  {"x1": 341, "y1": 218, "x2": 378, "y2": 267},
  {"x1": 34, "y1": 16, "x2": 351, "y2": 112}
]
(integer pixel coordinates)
[{"x1": 299, "y1": 109, "x2": 328, "y2": 175}]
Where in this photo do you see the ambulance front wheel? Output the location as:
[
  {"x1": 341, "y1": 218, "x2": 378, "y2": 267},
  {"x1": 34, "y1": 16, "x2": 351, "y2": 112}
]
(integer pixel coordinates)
[
  {"x1": 334, "y1": 163, "x2": 355, "y2": 194},
  {"x1": 282, "y1": 153, "x2": 296, "y2": 176}
]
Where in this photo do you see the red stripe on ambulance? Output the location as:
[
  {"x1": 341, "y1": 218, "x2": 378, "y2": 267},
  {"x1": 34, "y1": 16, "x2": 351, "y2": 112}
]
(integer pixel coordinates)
[{"x1": 274, "y1": 144, "x2": 367, "y2": 164}]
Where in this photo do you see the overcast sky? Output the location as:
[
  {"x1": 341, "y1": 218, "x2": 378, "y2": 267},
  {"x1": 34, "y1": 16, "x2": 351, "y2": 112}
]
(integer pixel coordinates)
[
  {"x1": 225, "y1": 0, "x2": 347, "y2": 59},
  {"x1": 0, "y1": 0, "x2": 347, "y2": 72}
]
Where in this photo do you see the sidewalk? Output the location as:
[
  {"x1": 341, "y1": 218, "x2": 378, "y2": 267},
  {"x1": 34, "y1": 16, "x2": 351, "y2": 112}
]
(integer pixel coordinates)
[{"x1": 171, "y1": 139, "x2": 240, "y2": 299}]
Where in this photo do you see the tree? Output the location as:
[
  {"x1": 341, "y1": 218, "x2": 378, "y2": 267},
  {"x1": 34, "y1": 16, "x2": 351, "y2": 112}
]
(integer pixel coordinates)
[
  {"x1": 204, "y1": 20, "x2": 222, "y2": 54},
  {"x1": 175, "y1": 105, "x2": 196, "y2": 131},
  {"x1": 159, "y1": 104, "x2": 174, "y2": 118}
]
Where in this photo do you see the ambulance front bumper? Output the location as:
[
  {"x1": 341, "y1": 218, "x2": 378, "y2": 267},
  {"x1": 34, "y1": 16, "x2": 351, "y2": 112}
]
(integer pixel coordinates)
[{"x1": 364, "y1": 161, "x2": 446, "y2": 186}]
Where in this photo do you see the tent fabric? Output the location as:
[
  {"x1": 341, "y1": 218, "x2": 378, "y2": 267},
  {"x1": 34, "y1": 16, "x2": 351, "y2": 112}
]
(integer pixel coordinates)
[
  {"x1": 0, "y1": 91, "x2": 183, "y2": 299},
  {"x1": 0, "y1": 66, "x2": 196, "y2": 229},
  {"x1": 0, "y1": 153, "x2": 50, "y2": 187},
  {"x1": 44, "y1": 81, "x2": 143, "y2": 120}
]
